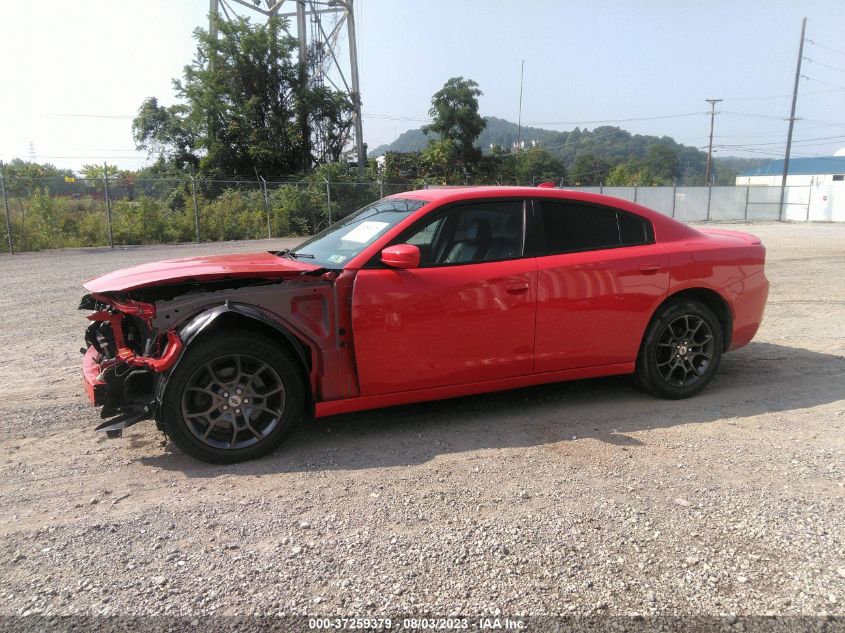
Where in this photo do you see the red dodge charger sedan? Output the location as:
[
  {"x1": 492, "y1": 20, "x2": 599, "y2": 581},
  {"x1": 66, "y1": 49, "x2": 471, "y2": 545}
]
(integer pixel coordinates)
[{"x1": 80, "y1": 186, "x2": 768, "y2": 463}]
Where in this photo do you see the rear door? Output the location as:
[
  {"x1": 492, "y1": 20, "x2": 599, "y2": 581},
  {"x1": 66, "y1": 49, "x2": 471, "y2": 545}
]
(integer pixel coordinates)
[
  {"x1": 532, "y1": 199, "x2": 669, "y2": 372},
  {"x1": 351, "y1": 199, "x2": 538, "y2": 396}
]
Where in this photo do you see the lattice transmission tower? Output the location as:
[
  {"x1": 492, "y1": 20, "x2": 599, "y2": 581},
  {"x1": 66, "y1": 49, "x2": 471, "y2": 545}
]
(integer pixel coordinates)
[{"x1": 209, "y1": 0, "x2": 366, "y2": 176}]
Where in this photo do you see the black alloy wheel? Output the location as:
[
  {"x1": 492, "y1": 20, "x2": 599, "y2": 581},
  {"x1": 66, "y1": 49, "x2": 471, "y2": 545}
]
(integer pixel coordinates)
[
  {"x1": 634, "y1": 299, "x2": 724, "y2": 399},
  {"x1": 162, "y1": 333, "x2": 304, "y2": 463},
  {"x1": 654, "y1": 314, "x2": 715, "y2": 388},
  {"x1": 181, "y1": 353, "x2": 286, "y2": 450}
]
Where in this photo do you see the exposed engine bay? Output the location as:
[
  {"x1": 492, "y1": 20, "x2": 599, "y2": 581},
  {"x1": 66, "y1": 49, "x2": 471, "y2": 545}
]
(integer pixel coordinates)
[{"x1": 80, "y1": 267, "x2": 358, "y2": 438}]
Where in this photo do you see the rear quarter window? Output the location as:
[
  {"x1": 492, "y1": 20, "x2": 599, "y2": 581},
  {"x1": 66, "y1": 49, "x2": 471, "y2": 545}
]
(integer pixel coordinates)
[{"x1": 618, "y1": 209, "x2": 654, "y2": 245}]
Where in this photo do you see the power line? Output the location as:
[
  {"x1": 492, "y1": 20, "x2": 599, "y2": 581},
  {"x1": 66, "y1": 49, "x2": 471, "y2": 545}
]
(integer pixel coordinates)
[
  {"x1": 799, "y1": 118, "x2": 845, "y2": 127},
  {"x1": 715, "y1": 135, "x2": 845, "y2": 150},
  {"x1": 752, "y1": 133, "x2": 845, "y2": 147},
  {"x1": 802, "y1": 56, "x2": 845, "y2": 74},
  {"x1": 720, "y1": 111, "x2": 789, "y2": 120},
  {"x1": 801, "y1": 74, "x2": 845, "y2": 90},
  {"x1": 524, "y1": 112, "x2": 707, "y2": 126},
  {"x1": 805, "y1": 37, "x2": 845, "y2": 58},
  {"x1": 721, "y1": 92, "x2": 792, "y2": 102},
  {"x1": 48, "y1": 113, "x2": 134, "y2": 119},
  {"x1": 536, "y1": 126, "x2": 646, "y2": 151},
  {"x1": 713, "y1": 145, "x2": 826, "y2": 158},
  {"x1": 363, "y1": 112, "x2": 431, "y2": 122}
]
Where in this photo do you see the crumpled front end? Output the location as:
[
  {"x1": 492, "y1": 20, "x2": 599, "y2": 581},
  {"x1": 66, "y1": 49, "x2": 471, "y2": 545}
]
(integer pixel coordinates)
[{"x1": 80, "y1": 293, "x2": 183, "y2": 435}]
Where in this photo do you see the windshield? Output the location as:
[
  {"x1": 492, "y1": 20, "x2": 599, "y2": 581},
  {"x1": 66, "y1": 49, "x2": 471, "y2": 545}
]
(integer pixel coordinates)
[{"x1": 284, "y1": 197, "x2": 428, "y2": 268}]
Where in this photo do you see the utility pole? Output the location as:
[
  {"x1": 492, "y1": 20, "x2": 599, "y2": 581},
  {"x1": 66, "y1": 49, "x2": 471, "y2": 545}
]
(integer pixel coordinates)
[
  {"x1": 345, "y1": 0, "x2": 366, "y2": 178},
  {"x1": 210, "y1": 1, "x2": 363, "y2": 174},
  {"x1": 324, "y1": 177, "x2": 332, "y2": 225},
  {"x1": 208, "y1": 0, "x2": 219, "y2": 150},
  {"x1": 704, "y1": 98, "x2": 722, "y2": 186},
  {"x1": 296, "y1": 0, "x2": 310, "y2": 173},
  {"x1": 189, "y1": 165, "x2": 200, "y2": 243},
  {"x1": 516, "y1": 60, "x2": 525, "y2": 158},
  {"x1": 103, "y1": 162, "x2": 113, "y2": 248},
  {"x1": 780, "y1": 17, "x2": 807, "y2": 220},
  {"x1": 209, "y1": 0, "x2": 218, "y2": 55},
  {"x1": 0, "y1": 161, "x2": 13, "y2": 255},
  {"x1": 260, "y1": 176, "x2": 271, "y2": 238}
]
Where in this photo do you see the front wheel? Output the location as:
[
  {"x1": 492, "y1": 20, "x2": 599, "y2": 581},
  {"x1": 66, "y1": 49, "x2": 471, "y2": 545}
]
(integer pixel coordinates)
[
  {"x1": 161, "y1": 333, "x2": 305, "y2": 464},
  {"x1": 634, "y1": 299, "x2": 723, "y2": 399}
]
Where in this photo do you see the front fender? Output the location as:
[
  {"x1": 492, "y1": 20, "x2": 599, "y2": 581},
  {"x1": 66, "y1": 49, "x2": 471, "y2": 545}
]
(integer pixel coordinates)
[
  {"x1": 154, "y1": 302, "x2": 312, "y2": 419},
  {"x1": 177, "y1": 302, "x2": 310, "y2": 369}
]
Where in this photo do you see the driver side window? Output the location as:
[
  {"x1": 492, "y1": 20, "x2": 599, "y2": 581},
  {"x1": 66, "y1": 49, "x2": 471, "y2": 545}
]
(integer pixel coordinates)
[{"x1": 404, "y1": 201, "x2": 525, "y2": 266}]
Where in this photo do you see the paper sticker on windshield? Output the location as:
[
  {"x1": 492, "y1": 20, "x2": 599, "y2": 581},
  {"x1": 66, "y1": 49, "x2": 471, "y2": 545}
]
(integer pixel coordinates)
[
  {"x1": 341, "y1": 221, "x2": 389, "y2": 244},
  {"x1": 328, "y1": 254, "x2": 347, "y2": 264}
]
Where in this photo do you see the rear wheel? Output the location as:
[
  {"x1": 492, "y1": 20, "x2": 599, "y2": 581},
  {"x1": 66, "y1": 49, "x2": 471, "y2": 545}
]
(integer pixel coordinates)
[
  {"x1": 162, "y1": 333, "x2": 304, "y2": 464},
  {"x1": 634, "y1": 299, "x2": 723, "y2": 399}
]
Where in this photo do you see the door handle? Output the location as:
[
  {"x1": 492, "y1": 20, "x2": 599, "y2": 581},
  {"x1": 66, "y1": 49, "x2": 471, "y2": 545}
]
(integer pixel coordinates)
[
  {"x1": 504, "y1": 280, "x2": 531, "y2": 294},
  {"x1": 638, "y1": 263, "x2": 660, "y2": 274}
]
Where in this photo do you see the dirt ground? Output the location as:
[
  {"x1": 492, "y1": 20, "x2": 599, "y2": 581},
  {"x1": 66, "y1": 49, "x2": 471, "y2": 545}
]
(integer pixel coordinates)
[{"x1": 0, "y1": 223, "x2": 843, "y2": 623}]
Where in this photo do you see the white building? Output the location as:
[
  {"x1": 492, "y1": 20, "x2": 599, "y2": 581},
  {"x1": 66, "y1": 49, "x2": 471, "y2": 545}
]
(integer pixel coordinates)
[
  {"x1": 735, "y1": 151, "x2": 845, "y2": 221},
  {"x1": 735, "y1": 152, "x2": 845, "y2": 186}
]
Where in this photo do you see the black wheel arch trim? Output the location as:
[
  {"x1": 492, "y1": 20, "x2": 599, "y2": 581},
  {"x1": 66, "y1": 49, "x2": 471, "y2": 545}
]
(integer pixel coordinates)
[
  {"x1": 154, "y1": 303, "x2": 312, "y2": 421},
  {"x1": 645, "y1": 287, "x2": 734, "y2": 353}
]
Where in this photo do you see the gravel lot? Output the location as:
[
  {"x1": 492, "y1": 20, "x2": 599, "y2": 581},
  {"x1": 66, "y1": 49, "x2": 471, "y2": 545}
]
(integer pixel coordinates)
[{"x1": 0, "y1": 223, "x2": 843, "y2": 626}]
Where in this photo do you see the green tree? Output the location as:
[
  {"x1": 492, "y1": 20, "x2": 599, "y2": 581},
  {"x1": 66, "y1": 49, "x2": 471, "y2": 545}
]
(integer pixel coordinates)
[
  {"x1": 0, "y1": 159, "x2": 76, "y2": 196},
  {"x1": 423, "y1": 77, "x2": 486, "y2": 176},
  {"x1": 132, "y1": 15, "x2": 355, "y2": 178},
  {"x1": 516, "y1": 149, "x2": 566, "y2": 185},
  {"x1": 643, "y1": 144, "x2": 680, "y2": 184},
  {"x1": 132, "y1": 98, "x2": 198, "y2": 170},
  {"x1": 80, "y1": 164, "x2": 121, "y2": 181},
  {"x1": 569, "y1": 153, "x2": 613, "y2": 185}
]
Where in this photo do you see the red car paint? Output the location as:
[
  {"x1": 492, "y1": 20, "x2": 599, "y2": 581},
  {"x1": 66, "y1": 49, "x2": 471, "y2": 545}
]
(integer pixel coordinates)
[
  {"x1": 83, "y1": 251, "x2": 319, "y2": 293},
  {"x1": 81, "y1": 187, "x2": 768, "y2": 421},
  {"x1": 82, "y1": 346, "x2": 105, "y2": 405}
]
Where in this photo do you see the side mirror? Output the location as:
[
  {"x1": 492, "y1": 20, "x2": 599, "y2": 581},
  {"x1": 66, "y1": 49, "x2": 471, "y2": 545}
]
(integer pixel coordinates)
[{"x1": 380, "y1": 244, "x2": 420, "y2": 269}]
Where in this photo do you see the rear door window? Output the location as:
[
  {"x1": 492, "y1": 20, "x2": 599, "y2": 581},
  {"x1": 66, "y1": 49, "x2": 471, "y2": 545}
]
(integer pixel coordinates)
[{"x1": 536, "y1": 201, "x2": 653, "y2": 254}]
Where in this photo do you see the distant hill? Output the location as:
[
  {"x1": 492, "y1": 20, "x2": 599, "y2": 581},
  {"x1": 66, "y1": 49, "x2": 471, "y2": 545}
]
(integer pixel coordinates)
[
  {"x1": 712, "y1": 156, "x2": 771, "y2": 175},
  {"x1": 369, "y1": 116, "x2": 557, "y2": 156},
  {"x1": 369, "y1": 116, "x2": 774, "y2": 184}
]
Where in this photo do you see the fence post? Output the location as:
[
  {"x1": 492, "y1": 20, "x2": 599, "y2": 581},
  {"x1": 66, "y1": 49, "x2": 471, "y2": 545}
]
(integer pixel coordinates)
[
  {"x1": 600, "y1": 181, "x2": 603, "y2": 195},
  {"x1": 633, "y1": 184, "x2": 638, "y2": 203},
  {"x1": 671, "y1": 185, "x2": 676, "y2": 218},
  {"x1": 259, "y1": 176, "x2": 271, "y2": 239},
  {"x1": 103, "y1": 162, "x2": 114, "y2": 248},
  {"x1": 806, "y1": 184, "x2": 812, "y2": 222},
  {"x1": 190, "y1": 168, "x2": 200, "y2": 243},
  {"x1": 705, "y1": 184, "x2": 712, "y2": 221},
  {"x1": 744, "y1": 185, "x2": 750, "y2": 221},
  {"x1": 324, "y1": 177, "x2": 332, "y2": 225},
  {"x1": 0, "y1": 162, "x2": 12, "y2": 255}
]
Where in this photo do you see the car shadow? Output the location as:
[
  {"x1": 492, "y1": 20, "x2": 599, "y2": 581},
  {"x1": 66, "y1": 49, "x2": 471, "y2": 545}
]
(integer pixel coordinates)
[{"x1": 141, "y1": 341, "x2": 845, "y2": 476}]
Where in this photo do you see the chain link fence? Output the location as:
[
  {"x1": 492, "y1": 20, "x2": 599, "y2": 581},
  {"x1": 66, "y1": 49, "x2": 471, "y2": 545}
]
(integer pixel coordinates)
[
  {"x1": 0, "y1": 176, "x2": 413, "y2": 253},
  {"x1": 563, "y1": 184, "x2": 839, "y2": 222},
  {"x1": 0, "y1": 176, "x2": 840, "y2": 254}
]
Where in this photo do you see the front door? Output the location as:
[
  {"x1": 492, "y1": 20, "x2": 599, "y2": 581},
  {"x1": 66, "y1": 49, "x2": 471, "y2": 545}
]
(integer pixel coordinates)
[{"x1": 351, "y1": 200, "x2": 537, "y2": 396}]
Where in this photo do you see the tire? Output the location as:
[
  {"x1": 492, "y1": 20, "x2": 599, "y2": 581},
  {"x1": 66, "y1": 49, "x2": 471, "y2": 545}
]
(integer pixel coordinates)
[
  {"x1": 634, "y1": 299, "x2": 723, "y2": 399},
  {"x1": 161, "y1": 333, "x2": 305, "y2": 464}
]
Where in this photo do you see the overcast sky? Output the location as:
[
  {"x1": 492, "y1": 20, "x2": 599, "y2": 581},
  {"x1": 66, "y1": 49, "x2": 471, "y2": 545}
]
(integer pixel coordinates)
[{"x1": 1, "y1": 0, "x2": 844, "y2": 172}]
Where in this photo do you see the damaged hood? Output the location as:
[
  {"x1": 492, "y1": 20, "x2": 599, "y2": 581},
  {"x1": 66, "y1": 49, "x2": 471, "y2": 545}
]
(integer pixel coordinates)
[{"x1": 83, "y1": 251, "x2": 321, "y2": 293}]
